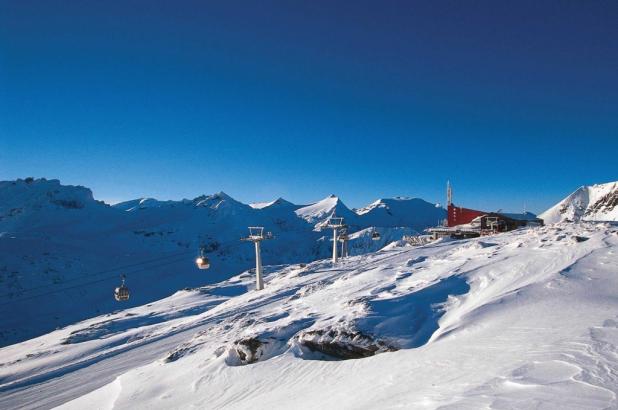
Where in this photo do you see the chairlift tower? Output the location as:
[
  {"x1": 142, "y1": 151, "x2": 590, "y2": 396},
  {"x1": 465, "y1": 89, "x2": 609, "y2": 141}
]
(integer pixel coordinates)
[
  {"x1": 241, "y1": 227, "x2": 273, "y2": 290},
  {"x1": 326, "y1": 217, "x2": 346, "y2": 264},
  {"x1": 338, "y1": 227, "x2": 349, "y2": 258}
]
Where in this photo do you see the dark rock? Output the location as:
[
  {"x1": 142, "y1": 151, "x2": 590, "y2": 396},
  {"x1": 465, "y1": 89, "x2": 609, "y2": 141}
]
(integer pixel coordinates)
[
  {"x1": 235, "y1": 338, "x2": 265, "y2": 364},
  {"x1": 297, "y1": 328, "x2": 397, "y2": 360}
]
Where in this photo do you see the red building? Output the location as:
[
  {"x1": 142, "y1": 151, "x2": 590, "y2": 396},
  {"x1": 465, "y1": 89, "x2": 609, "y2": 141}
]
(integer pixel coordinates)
[{"x1": 447, "y1": 204, "x2": 486, "y2": 227}]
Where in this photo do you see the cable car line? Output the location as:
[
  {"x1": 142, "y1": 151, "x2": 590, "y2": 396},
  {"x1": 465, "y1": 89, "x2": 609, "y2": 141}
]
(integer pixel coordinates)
[
  {"x1": 0, "y1": 253, "x2": 193, "y2": 307},
  {"x1": 0, "y1": 249, "x2": 194, "y2": 300}
]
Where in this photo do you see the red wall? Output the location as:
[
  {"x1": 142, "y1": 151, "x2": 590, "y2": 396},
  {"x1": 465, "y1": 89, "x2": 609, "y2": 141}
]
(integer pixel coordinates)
[{"x1": 448, "y1": 204, "x2": 486, "y2": 227}]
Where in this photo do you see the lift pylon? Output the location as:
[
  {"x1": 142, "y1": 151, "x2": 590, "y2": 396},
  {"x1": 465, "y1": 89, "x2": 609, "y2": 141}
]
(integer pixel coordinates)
[
  {"x1": 241, "y1": 227, "x2": 273, "y2": 290},
  {"x1": 326, "y1": 216, "x2": 346, "y2": 264},
  {"x1": 338, "y1": 227, "x2": 349, "y2": 258}
]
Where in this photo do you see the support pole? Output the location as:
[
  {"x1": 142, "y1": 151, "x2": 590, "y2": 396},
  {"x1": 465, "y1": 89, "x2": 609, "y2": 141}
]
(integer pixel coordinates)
[
  {"x1": 332, "y1": 228, "x2": 338, "y2": 264},
  {"x1": 255, "y1": 240, "x2": 263, "y2": 290}
]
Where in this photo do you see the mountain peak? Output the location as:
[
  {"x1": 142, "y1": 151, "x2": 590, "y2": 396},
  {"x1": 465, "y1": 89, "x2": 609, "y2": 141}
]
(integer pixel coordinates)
[
  {"x1": 295, "y1": 194, "x2": 356, "y2": 226},
  {"x1": 540, "y1": 181, "x2": 618, "y2": 223}
]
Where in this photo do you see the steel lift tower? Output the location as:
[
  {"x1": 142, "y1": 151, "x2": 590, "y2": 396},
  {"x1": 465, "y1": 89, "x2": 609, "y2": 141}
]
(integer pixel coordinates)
[
  {"x1": 241, "y1": 227, "x2": 273, "y2": 290},
  {"x1": 326, "y1": 217, "x2": 346, "y2": 264},
  {"x1": 338, "y1": 227, "x2": 349, "y2": 258}
]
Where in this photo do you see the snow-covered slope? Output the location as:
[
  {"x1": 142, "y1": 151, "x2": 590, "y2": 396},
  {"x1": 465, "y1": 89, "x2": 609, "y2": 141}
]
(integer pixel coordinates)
[
  {"x1": 540, "y1": 181, "x2": 618, "y2": 223},
  {"x1": 1, "y1": 222, "x2": 616, "y2": 409},
  {"x1": 0, "y1": 179, "x2": 444, "y2": 347}
]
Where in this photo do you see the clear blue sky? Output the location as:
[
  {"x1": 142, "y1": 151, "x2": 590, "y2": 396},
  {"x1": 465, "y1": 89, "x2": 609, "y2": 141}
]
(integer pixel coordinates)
[{"x1": 1, "y1": 1, "x2": 616, "y2": 212}]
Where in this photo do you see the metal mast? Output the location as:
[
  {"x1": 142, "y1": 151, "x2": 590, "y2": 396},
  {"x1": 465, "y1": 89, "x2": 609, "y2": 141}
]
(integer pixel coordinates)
[
  {"x1": 338, "y1": 227, "x2": 349, "y2": 258},
  {"x1": 447, "y1": 180, "x2": 452, "y2": 206},
  {"x1": 326, "y1": 216, "x2": 346, "y2": 264},
  {"x1": 241, "y1": 227, "x2": 273, "y2": 290}
]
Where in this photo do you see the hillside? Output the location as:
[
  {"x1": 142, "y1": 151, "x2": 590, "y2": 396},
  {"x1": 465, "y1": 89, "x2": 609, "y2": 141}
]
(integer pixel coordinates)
[
  {"x1": 0, "y1": 222, "x2": 616, "y2": 409},
  {"x1": 0, "y1": 179, "x2": 444, "y2": 346},
  {"x1": 540, "y1": 181, "x2": 618, "y2": 224}
]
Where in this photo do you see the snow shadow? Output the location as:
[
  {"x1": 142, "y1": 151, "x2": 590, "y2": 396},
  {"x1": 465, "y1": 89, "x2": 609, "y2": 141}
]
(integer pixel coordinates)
[
  {"x1": 357, "y1": 276, "x2": 470, "y2": 348},
  {"x1": 62, "y1": 302, "x2": 218, "y2": 344}
]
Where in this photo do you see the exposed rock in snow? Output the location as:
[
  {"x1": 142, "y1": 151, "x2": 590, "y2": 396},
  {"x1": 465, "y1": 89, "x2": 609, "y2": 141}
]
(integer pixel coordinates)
[
  {"x1": 295, "y1": 326, "x2": 397, "y2": 359},
  {"x1": 540, "y1": 181, "x2": 618, "y2": 223}
]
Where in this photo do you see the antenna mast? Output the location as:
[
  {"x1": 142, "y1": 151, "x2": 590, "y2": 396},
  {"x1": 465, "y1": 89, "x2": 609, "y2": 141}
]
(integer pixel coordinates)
[{"x1": 447, "y1": 180, "x2": 452, "y2": 206}]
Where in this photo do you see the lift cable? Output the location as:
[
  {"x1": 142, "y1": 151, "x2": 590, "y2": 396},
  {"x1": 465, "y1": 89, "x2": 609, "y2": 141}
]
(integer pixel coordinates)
[
  {"x1": 0, "y1": 249, "x2": 195, "y2": 300},
  {"x1": 0, "y1": 254, "x2": 193, "y2": 308}
]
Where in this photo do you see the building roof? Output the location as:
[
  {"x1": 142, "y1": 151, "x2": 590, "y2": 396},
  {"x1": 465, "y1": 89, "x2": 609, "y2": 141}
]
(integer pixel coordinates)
[{"x1": 497, "y1": 211, "x2": 541, "y2": 221}]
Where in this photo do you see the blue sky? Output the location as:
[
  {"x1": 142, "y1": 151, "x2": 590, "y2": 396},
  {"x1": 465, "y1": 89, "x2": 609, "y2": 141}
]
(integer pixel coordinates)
[{"x1": 1, "y1": 1, "x2": 616, "y2": 212}]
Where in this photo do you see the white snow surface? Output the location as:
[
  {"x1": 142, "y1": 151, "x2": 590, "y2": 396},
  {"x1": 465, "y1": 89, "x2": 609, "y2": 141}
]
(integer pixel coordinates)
[
  {"x1": 1, "y1": 222, "x2": 617, "y2": 409},
  {"x1": 294, "y1": 194, "x2": 360, "y2": 227},
  {"x1": 249, "y1": 198, "x2": 297, "y2": 209},
  {"x1": 0, "y1": 179, "x2": 443, "y2": 346},
  {"x1": 540, "y1": 181, "x2": 618, "y2": 224}
]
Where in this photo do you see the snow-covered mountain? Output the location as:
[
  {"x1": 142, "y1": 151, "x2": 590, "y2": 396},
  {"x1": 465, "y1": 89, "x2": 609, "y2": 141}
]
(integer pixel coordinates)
[
  {"x1": 0, "y1": 178, "x2": 445, "y2": 346},
  {"x1": 540, "y1": 181, "x2": 618, "y2": 224},
  {"x1": 295, "y1": 194, "x2": 361, "y2": 228},
  {"x1": 1, "y1": 222, "x2": 616, "y2": 409},
  {"x1": 356, "y1": 197, "x2": 446, "y2": 231},
  {"x1": 249, "y1": 197, "x2": 298, "y2": 210}
]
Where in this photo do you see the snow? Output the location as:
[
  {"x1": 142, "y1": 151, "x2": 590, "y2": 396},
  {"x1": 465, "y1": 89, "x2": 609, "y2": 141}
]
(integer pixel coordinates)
[
  {"x1": 294, "y1": 194, "x2": 360, "y2": 227},
  {"x1": 249, "y1": 198, "x2": 296, "y2": 209},
  {"x1": 356, "y1": 197, "x2": 446, "y2": 231},
  {"x1": 0, "y1": 179, "x2": 444, "y2": 347},
  {"x1": 1, "y1": 222, "x2": 617, "y2": 409},
  {"x1": 540, "y1": 181, "x2": 618, "y2": 224}
]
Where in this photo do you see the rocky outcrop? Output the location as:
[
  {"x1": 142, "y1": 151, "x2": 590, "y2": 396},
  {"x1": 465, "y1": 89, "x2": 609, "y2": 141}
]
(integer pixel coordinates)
[{"x1": 296, "y1": 327, "x2": 397, "y2": 360}]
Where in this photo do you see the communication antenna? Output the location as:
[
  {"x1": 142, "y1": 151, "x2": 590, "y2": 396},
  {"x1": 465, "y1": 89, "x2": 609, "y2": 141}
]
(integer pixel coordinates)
[
  {"x1": 326, "y1": 216, "x2": 346, "y2": 264},
  {"x1": 241, "y1": 227, "x2": 273, "y2": 291},
  {"x1": 447, "y1": 180, "x2": 452, "y2": 206}
]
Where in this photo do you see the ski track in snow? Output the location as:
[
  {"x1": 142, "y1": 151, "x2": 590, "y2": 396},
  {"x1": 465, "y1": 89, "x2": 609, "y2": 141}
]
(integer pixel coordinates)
[{"x1": 0, "y1": 222, "x2": 617, "y2": 409}]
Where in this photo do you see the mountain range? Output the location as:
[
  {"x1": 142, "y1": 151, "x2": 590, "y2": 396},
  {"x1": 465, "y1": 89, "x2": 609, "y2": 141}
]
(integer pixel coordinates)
[{"x1": 0, "y1": 178, "x2": 444, "y2": 346}]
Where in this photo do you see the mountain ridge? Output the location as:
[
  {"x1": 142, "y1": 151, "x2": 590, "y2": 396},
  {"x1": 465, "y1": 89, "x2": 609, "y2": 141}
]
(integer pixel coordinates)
[
  {"x1": 540, "y1": 181, "x2": 618, "y2": 223},
  {"x1": 0, "y1": 178, "x2": 445, "y2": 346}
]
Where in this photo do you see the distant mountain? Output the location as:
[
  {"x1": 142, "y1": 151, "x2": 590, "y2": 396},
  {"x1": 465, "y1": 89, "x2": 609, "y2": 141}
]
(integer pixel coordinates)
[
  {"x1": 249, "y1": 197, "x2": 297, "y2": 210},
  {"x1": 540, "y1": 181, "x2": 618, "y2": 224},
  {"x1": 0, "y1": 178, "x2": 444, "y2": 346},
  {"x1": 295, "y1": 195, "x2": 360, "y2": 228},
  {"x1": 356, "y1": 197, "x2": 446, "y2": 231}
]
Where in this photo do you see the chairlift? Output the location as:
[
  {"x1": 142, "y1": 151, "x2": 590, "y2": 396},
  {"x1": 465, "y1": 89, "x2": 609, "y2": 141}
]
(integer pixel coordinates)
[
  {"x1": 195, "y1": 247, "x2": 211, "y2": 270},
  {"x1": 114, "y1": 274, "x2": 130, "y2": 302}
]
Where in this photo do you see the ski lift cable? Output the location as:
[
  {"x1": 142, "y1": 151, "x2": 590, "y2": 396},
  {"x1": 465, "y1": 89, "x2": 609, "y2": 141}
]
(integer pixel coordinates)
[
  {"x1": 0, "y1": 251, "x2": 195, "y2": 300},
  {"x1": 0, "y1": 254, "x2": 190, "y2": 307},
  {"x1": 0, "y1": 254, "x2": 191, "y2": 308},
  {"x1": 0, "y1": 249, "x2": 195, "y2": 299}
]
